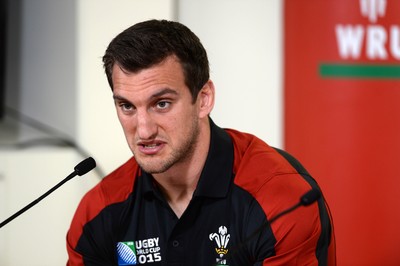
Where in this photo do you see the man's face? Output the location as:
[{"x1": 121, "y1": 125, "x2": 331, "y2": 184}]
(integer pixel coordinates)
[{"x1": 112, "y1": 56, "x2": 203, "y2": 174}]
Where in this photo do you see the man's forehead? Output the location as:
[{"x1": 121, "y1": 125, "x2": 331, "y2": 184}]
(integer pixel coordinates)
[{"x1": 112, "y1": 55, "x2": 182, "y2": 75}]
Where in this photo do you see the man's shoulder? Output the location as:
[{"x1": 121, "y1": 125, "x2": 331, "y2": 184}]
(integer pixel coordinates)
[
  {"x1": 225, "y1": 128, "x2": 304, "y2": 190},
  {"x1": 85, "y1": 156, "x2": 140, "y2": 206},
  {"x1": 224, "y1": 128, "x2": 270, "y2": 152},
  {"x1": 225, "y1": 128, "x2": 294, "y2": 173}
]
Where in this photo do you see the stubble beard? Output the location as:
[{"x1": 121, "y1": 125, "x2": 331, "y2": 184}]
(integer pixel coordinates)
[{"x1": 134, "y1": 117, "x2": 200, "y2": 174}]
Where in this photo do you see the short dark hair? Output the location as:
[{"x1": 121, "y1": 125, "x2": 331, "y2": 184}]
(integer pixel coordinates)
[{"x1": 102, "y1": 19, "x2": 210, "y2": 102}]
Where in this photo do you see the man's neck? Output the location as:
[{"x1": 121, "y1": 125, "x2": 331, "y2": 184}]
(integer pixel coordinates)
[
  {"x1": 156, "y1": 177, "x2": 199, "y2": 218},
  {"x1": 153, "y1": 120, "x2": 211, "y2": 218}
]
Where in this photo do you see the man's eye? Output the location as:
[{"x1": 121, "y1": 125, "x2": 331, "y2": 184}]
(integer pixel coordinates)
[
  {"x1": 156, "y1": 101, "x2": 171, "y2": 109},
  {"x1": 120, "y1": 103, "x2": 133, "y2": 111}
]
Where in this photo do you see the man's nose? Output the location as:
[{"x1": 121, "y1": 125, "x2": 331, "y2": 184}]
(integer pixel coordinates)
[{"x1": 136, "y1": 110, "x2": 157, "y2": 140}]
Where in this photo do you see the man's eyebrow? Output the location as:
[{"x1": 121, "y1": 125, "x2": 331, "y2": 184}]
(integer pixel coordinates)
[
  {"x1": 113, "y1": 95, "x2": 130, "y2": 102},
  {"x1": 112, "y1": 88, "x2": 178, "y2": 103},
  {"x1": 150, "y1": 88, "x2": 179, "y2": 99}
]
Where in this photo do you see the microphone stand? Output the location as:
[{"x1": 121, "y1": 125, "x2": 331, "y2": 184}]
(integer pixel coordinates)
[
  {"x1": 0, "y1": 157, "x2": 96, "y2": 229},
  {"x1": 0, "y1": 171, "x2": 77, "y2": 228}
]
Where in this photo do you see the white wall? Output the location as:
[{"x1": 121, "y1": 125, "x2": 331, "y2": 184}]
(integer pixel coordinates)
[
  {"x1": 0, "y1": 0, "x2": 282, "y2": 265},
  {"x1": 179, "y1": 0, "x2": 283, "y2": 147}
]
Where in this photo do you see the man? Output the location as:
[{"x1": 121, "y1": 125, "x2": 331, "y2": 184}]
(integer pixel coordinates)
[{"x1": 67, "y1": 19, "x2": 335, "y2": 265}]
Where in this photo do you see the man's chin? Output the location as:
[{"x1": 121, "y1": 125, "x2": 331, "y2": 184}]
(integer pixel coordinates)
[{"x1": 136, "y1": 159, "x2": 170, "y2": 174}]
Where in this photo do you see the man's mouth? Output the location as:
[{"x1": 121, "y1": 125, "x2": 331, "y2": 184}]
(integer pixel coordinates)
[
  {"x1": 137, "y1": 142, "x2": 164, "y2": 155},
  {"x1": 142, "y1": 143, "x2": 159, "y2": 149}
]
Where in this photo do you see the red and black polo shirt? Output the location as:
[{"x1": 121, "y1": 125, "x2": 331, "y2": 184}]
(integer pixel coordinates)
[{"x1": 67, "y1": 120, "x2": 335, "y2": 266}]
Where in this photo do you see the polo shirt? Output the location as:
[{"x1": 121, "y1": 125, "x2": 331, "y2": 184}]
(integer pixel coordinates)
[{"x1": 67, "y1": 120, "x2": 335, "y2": 266}]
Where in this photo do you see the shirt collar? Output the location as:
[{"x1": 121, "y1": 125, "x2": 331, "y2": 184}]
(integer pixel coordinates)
[
  {"x1": 141, "y1": 119, "x2": 234, "y2": 199},
  {"x1": 193, "y1": 119, "x2": 234, "y2": 198}
]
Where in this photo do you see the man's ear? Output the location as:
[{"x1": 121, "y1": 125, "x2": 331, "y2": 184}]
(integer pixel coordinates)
[{"x1": 198, "y1": 80, "x2": 215, "y2": 118}]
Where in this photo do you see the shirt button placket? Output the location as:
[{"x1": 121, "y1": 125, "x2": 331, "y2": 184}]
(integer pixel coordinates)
[
  {"x1": 172, "y1": 240, "x2": 180, "y2": 248},
  {"x1": 166, "y1": 238, "x2": 184, "y2": 265}
]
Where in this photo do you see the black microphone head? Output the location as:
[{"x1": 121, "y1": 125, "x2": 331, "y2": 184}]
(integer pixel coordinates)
[
  {"x1": 74, "y1": 157, "x2": 96, "y2": 176},
  {"x1": 300, "y1": 188, "x2": 321, "y2": 206}
]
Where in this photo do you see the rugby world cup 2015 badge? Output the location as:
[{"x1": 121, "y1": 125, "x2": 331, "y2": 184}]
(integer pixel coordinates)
[
  {"x1": 117, "y1": 241, "x2": 137, "y2": 265},
  {"x1": 117, "y1": 238, "x2": 162, "y2": 265}
]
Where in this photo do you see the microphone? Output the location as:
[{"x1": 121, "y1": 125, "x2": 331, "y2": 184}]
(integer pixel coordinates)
[
  {"x1": 0, "y1": 157, "x2": 96, "y2": 229},
  {"x1": 74, "y1": 157, "x2": 97, "y2": 176},
  {"x1": 269, "y1": 188, "x2": 321, "y2": 224},
  {"x1": 222, "y1": 188, "x2": 321, "y2": 265}
]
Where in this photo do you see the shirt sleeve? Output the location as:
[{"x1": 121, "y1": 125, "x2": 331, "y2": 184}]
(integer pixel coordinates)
[
  {"x1": 256, "y1": 172, "x2": 336, "y2": 266},
  {"x1": 66, "y1": 184, "x2": 112, "y2": 266}
]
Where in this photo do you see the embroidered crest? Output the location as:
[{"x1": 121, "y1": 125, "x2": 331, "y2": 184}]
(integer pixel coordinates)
[{"x1": 209, "y1": 225, "x2": 230, "y2": 265}]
